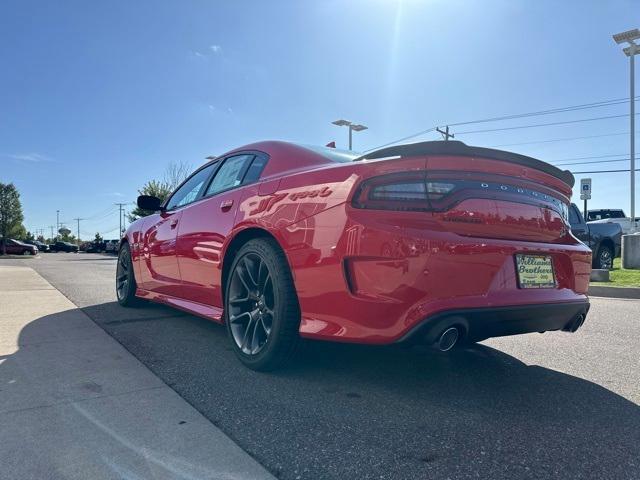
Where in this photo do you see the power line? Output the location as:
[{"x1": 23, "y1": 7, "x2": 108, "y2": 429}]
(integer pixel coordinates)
[
  {"x1": 570, "y1": 168, "x2": 640, "y2": 174},
  {"x1": 555, "y1": 158, "x2": 629, "y2": 167},
  {"x1": 489, "y1": 131, "x2": 640, "y2": 148},
  {"x1": 550, "y1": 153, "x2": 628, "y2": 162},
  {"x1": 365, "y1": 96, "x2": 640, "y2": 151},
  {"x1": 84, "y1": 205, "x2": 118, "y2": 221},
  {"x1": 455, "y1": 113, "x2": 640, "y2": 136},
  {"x1": 448, "y1": 96, "x2": 639, "y2": 128},
  {"x1": 365, "y1": 127, "x2": 438, "y2": 152}
]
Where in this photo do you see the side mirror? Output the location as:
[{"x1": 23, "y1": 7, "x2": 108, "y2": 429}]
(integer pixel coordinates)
[{"x1": 137, "y1": 195, "x2": 165, "y2": 212}]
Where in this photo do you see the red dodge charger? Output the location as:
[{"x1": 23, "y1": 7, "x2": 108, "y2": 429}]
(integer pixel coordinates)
[{"x1": 116, "y1": 140, "x2": 591, "y2": 370}]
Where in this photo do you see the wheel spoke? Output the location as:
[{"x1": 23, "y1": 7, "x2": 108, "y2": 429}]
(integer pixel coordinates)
[
  {"x1": 250, "y1": 317, "x2": 261, "y2": 353},
  {"x1": 244, "y1": 257, "x2": 259, "y2": 289},
  {"x1": 229, "y1": 295, "x2": 251, "y2": 306},
  {"x1": 240, "y1": 313, "x2": 258, "y2": 352},
  {"x1": 257, "y1": 260, "x2": 267, "y2": 289},
  {"x1": 259, "y1": 315, "x2": 271, "y2": 336},
  {"x1": 228, "y1": 252, "x2": 276, "y2": 356},
  {"x1": 230, "y1": 311, "x2": 251, "y2": 324},
  {"x1": 236, "y1": 263, "x2": 256, "y2": 293}
]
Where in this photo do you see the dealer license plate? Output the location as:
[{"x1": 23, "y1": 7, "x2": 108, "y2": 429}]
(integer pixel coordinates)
[{"x1": 515, "y1": 254, "x2": 556, "y2": 289}]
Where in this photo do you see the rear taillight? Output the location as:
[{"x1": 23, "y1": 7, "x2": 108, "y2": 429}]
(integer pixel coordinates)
[
  {"x1": 352, "y1": 172, "x2": 455, "y2": 211},
  {"x1": 352, "y1": 171, "x2": 569, "y2": 217}
]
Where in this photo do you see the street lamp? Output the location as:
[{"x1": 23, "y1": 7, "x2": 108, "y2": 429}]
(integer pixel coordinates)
[
  {"x1": 332, "y1": 119, "x2": 368, "y2": 150},
  {"x1": 613, "y1": 28, "x2": 640, "y2": 232}
]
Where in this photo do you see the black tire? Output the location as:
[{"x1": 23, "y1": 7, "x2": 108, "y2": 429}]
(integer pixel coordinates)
[
  {"x1": 224, "y1": 238, "x2": 300, "y2": 371},
  {"x1": 116, "y1": 243, "x2": 143, "y2": 307},
  {"x1": 594, "y1": 244, "x2": 613, "y2": 270}
]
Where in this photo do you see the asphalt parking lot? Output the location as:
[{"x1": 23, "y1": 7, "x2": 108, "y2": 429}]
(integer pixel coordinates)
[{"x1": 3, "y1": 253, "x2": 639, "y2": 480}]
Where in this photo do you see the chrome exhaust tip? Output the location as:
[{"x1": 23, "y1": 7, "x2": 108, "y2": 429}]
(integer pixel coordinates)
[{"x1": 436, "y1": 327, "x2": 460, "y2": 352}]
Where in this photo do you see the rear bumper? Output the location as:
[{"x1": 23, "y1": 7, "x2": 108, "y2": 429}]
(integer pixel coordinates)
[{"x1": 398, "y1": 300, "x2": 590, "y2": 344}]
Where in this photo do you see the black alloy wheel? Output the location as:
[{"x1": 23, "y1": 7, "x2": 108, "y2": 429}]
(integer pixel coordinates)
[
  {"x1": 116, "y1": 243, "x2": 141, "y2": 307},
  {"x1": 225, "y1": 238, "x2": 300, "y2": 371},
  {"x1": 595, "y1": 245, "x2": 613, "y2": 270}
]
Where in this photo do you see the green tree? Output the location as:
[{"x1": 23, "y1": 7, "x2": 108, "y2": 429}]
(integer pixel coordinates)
[
  {"x1": 128, "y1": 161, "x2": 192, "y2": 222},
  {"x1": 128, "y1": 180, "x2": 172, "y2": 221},
  {"x1": 94, "y1": 232, "x2": 103, "y2": 243},
  {"x1": 25, "y1": 231, "x2": 35, "y2": 242},
  {"x1": 36, "y1": 234, "x2": 46, "y2": 243},
  {"x1": 0, "y1": 182, "x2": 26, "y2": 254}
]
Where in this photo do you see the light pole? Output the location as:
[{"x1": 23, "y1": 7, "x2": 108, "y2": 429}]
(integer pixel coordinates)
[
  {"x1": 332, "y1": 119, "x2": 368, "y2": 150},
  {"x1": 613, "y1": 28, "x2": 639, "y2": 232}
]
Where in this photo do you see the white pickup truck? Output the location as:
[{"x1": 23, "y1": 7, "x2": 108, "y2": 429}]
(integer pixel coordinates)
[{"x1": 587, "y1": 209, "x2": 640, "y2": 235}]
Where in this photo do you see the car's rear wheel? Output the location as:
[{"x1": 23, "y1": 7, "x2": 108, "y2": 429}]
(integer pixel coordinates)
[
  {"x1": 594, "y1": 244, "x2": 613, "y2": 270},
  {"x1": 225, "y1": 238, "x2": 300, "y2": 371},
  {"x1": 116, "y1": 243, "x2": 142, "y2": 307}
]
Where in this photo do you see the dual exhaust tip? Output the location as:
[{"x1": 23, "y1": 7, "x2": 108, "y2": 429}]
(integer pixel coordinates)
[
  {"x1": 435, "y1": 311, "x2": 587, "y2": 350},
  {"x1": 436, "y1": 327, "x2": 460, "y2": 352}
]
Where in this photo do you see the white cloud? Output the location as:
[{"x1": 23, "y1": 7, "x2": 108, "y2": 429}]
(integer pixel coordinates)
[
  {"x1": 6, "y1": 153, "x2": 52, "y2": 163},
  {"x1": 193, "y1": 51, "x2": 205, "y2": 58},
  {"x1": 210, "y1": 45, "x2": 222, "y2": 53}
]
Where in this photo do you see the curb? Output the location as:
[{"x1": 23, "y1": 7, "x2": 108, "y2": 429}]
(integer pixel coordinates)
[{"x1": 588, "y1": 285, "x2": 640, "y2": 299}]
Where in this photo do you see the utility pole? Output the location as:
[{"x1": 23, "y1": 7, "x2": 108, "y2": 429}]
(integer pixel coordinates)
[
  {"x1": 115, "y1": 203, "x2": 127, "y2": 238},
  {"x1": 48, "y1": 225, "x2": 55, "y2": 241},
  {"x1": 73, "y1": 218, "x2": 83, "y2": 245},
  {"x1": 56, "y1": 210, "x2": 60, "y2": 240},
  {"x1": 436, "y1": 126, "x2": 455, "y2": 141},
  {"x1": 613, "y1": 28, "x2": 639, "y2": 232}
]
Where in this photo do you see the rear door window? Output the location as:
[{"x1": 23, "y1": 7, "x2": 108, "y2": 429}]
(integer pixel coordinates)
[{"x1": 204, "y1": 154, "x2": 254, "y2": 197}]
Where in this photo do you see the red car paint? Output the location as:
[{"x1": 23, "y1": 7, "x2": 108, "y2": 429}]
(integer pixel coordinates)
[{"x1": 125, "y1": 141, "x2": 591, "y2": 344}]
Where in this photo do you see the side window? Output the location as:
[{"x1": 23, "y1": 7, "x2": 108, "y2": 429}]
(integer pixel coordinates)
[
  {"x1": 204, "y1": 154, "x2": 254, "y2": 197},
  {"x1": 243, "y1": 155, "x2": 269, "y2": 184},
  {"x1": 166, "y1": 163, "x2": 216, "y2": 210},
  {"x1": 569, "y1": 206, "x2": 581, "y2": 226}
]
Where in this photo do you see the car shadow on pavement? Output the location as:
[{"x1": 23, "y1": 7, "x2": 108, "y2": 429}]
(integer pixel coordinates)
[{"x1": 8, "y1": 301, "x2": 636, "y2": 480}]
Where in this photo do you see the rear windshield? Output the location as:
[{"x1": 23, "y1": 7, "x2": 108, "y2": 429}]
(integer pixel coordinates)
[{"x1": 303, "y1": 144, "x2": 360, "y2": 163}]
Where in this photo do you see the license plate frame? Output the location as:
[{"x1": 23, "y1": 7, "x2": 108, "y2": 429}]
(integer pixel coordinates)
[{"x1": 515, "y1": 254, "x2": 557, "y2": 289}]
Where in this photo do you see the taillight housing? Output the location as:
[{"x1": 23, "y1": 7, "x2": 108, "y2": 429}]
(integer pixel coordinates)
[{"x1": 352, "y1": 172, "x2": 456, "y2": 211}]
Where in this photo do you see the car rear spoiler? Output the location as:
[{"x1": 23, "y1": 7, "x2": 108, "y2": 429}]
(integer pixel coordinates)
[{"x1": 353, "y1": 140, "x2": 575, "y2": 188}]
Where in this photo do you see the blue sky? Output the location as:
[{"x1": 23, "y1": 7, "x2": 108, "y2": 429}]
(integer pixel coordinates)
[{"x1": 1, "y1": 0, "x2": 639, "y2": 238}]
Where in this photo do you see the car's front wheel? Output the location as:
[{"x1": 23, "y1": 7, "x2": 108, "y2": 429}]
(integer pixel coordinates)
[
  {"x1": 116, "y1": 243, "x2": 142, "y2": 307},
  {"x1": 225, "y1": 238, "x2": 300, "y2": 371},
  {"x1": 594, "y1": 244, "x2": 613, "y2": 270}
]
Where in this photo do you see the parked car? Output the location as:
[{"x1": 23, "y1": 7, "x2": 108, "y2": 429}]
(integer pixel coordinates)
[
  {"x1": 1, "y1": 238, "x2": 38, "y2": 255},
  {"x1": 116, "y1": 140, "x2": 591, "y2": 371},
  {"x1": 587, "y1": 208, "x2": 639, "y2": 234},
  {"x1": 569, "y1": 204, "x2": 622, "y2": 269},
  {"x1": 104, "y1": 240, "x2": 119, "y2": 254},
  {"x1": 86, "y1": 240, "x2": 106, "y2": 253},
  {"x1": 25, "y1": 240, "x2": 50, "y2": 252},
  {"x1": 50, "y1": 241, "x2": 79, "y2": 253}
]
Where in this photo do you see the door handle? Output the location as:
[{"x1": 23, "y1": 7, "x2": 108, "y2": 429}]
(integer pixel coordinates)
[
  {"x1": 170, "y1": 219, "x2": 179, "y2": 229},
  {"x1": 220, "y1": 199, "x2": 234, "y2": 211}
]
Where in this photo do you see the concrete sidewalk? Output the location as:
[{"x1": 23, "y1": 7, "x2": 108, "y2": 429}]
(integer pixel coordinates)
[{"x1": 0, "y1": 266, "x2": 274, "y2": 480}]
